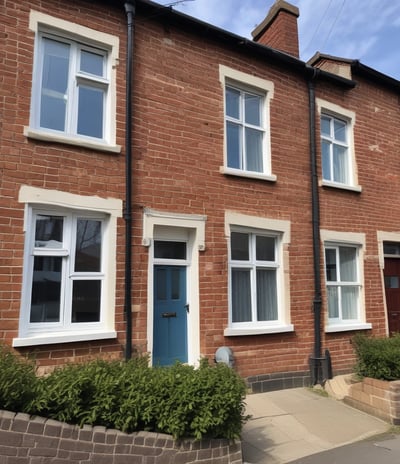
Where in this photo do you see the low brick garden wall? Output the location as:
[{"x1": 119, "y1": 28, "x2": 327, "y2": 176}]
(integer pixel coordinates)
[
  {"x1": 0, "y1": 410, "x2": 242, "y2": 463},
  {"x1": 344, "y1": 377, "x2": 400, "y2": 425}
]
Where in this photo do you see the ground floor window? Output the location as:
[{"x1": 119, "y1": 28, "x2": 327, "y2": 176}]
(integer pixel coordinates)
[
  {"x1": 230, "y1": 231, "x2": 278, "y2": 323},
  {"x1": 321, "y1": 229, "x2": 370, "y2": 333},
  {"x1": 13, "y1": 186, "x2": 121, "y2": 347},
  {"x1": 225, "y1": 212, "x2": 293, "y2": 336},
  {"x1": 29, "y1": 210, "x2": 105, "y2": 325},
  {"x1": 325, "y1": 244, "x2": 360, "y2": 322}
]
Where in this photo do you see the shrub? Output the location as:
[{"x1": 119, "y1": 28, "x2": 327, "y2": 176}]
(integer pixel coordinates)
[
  {"x1": 352, "y1": 333, "x2": 400, "y2": 380},
  {"x1": 29, "y1": 357, "x2": 247, "y2": 439},
  {"x1": 0, "y1": 345, "x2": 38, "y2": 413}
]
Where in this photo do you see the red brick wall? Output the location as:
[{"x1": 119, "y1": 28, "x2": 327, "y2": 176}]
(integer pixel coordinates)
[
  {"x1": 1, "y1": 0, "x2": 397, "y2": 382},
  {"x1": 0, "y1": 0, "x2": 128, "y2": 366},
  {"x1": 255, "y1": 10, "x2": 300, "y2": 57},
  {"x1": 315, "y1": 76, "x2": 399, "y2": 372},
  {"x1": 130, "y1": 13, "x2": 316, "y2": 378}
]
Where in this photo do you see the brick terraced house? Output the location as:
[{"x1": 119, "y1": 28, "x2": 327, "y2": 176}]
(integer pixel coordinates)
[{"x1": 1, "y1": 0, "x2": 400, "y2": 390}]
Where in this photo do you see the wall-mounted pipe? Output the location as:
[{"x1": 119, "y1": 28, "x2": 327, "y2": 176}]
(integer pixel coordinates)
[
  {"x1": 124, "y1": 0, "x2": 135, "y2": 360},
  {"x1": 307, "y1": 69, "x2": 325, "y2": 384}
]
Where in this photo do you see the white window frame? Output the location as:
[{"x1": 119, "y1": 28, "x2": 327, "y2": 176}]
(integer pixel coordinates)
[
  {"x1": 219, "y1": 65, "x2": 276, "y2": 182},
  {"x1": 321, "y1": 230, "x2": 371, "y2": 332},
  {"x1": 224, "y1": 212, "x2": 292, "y2": 336},
  {"x1": 24, "y1": 10, "x2": 120, "y2": 154},
  {"x1": 316, "y1": 99, "x2": 360, "y2": 192},
  {"x1": 13, "y1": 186, "x2": 122, "y2": 347}
]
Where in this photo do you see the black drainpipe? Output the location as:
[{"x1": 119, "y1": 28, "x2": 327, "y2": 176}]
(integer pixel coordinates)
[
  {"x1": 307, "y1": 68, "x2": 331, "y2": 384},
  {"x1": 124, "y1": 0, "x2": 135, "y2": 360}
]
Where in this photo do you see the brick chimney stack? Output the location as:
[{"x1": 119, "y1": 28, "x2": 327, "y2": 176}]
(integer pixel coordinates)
[{"x1": 252, "y1": 0, "x2": 300, "y2": 58}]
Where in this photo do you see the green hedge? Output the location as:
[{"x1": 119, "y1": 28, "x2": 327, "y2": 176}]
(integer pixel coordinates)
[
  {"x1": 0, "y1": 348, "x2": 247, "y2": 440},
  {"x1": 352, "y1": 333, "x2": 400, "y2": 381},
  {"x1": 0, "y1": 345, "x2": 37, "y2": 413}
]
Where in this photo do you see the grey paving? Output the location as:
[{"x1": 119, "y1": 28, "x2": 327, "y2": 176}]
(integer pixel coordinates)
[
  {"x1": 288, "y1": 434, "x2": 400, "y2": 463},
  {"x1": 242, "y1": 387, "x2": 391, "y2": 464}
]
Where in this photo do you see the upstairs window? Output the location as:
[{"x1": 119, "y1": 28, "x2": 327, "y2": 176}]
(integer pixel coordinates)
[
  {"x1": 225, "y1": 86, "x2": 265, "y2": 173},
  {"x1": 219, "y1": 65, "x2": 275, "y2": 181},
  {"x1": 35, "y1": 34, "x2": 108, "y2": 140},
  {"x1": 321, "y1": 114, "x2": 350, "y2": 185},
  {"x1": 26, "y1": 11, "x2": 120, "y2": 152}
]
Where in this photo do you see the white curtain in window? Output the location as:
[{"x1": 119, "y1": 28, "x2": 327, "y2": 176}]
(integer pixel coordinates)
[
  {"x1": 333, "y1": 145, "x2": 348, "y2": 184},
  {"x1": 245, "y1": 128, "x2": 263, "y2": 172},
  {"x1": 231, "y1": 269, "x2": 251, "y2": 322},
  {"x1": 256, "y1": 269, "x2": 277, "y2": 321},
  {"x1": 327, "y1": 286, "x2": 339, "y2": 318},
  {"x1": 341, "y1": 286, "x2": 358, "y2": 319}
]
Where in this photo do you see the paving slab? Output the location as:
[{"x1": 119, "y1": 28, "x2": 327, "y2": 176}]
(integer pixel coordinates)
[
  {"x1": 242, "y1": 387, "x2": 390, "y2": 464},
  {"x1": 288, "y1": 434, "x2": 400, "y2": 463}
]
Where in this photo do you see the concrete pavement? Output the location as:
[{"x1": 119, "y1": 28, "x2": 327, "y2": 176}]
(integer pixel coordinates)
[
  {"x1": 241, "y1": 387, "x2": 393, "y2": 463},
  {"x1": 288, "y1": 433, "x2": 400, "y2": 463}
]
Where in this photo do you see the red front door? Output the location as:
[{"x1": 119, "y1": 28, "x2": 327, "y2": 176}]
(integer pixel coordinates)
[{"x1": 384, "y1": 258, "x2": 400, "y2": 334}]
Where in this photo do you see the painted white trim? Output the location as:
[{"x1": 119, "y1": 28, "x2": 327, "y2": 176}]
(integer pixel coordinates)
[
  {"x1": 376, "y1": 231, "x2": 400, "y2": 336},
  {"x1": 13, "y1": 331, "x2": 117, "y2": 347},
  {"x1": 224, "y1": 324, "x2": 294, "y2": 336},
  {"x1": 225, "y1": 212, "x2": 290, "y2": 240},
  {"x1": 321, "y1": 229, "x2": 369, "y2": 331},
  {"x1": 320, "y1": 180, "x2": 362, "y2": 192},
  {"x1": 219, "y1": 65, "x2": 275, "y2": 98},
  {"x1": 19, "y1": 185, "x2": 122, "y2": 216},
  {"x1": 27, "y1": 10, "x2": 119, "y2": 147},
  {"x1": 143, "y1": 208, "x2": 206, "y2": 366},
  {"x1": 377, "y1": 231, "x2": 400, "y2": 268},
  {"x1": 14, "y1": 186, "x2": 122, "y2": 346},
  {"x1": 143, "y1": 208, "x2": 206, "y2": 250},
  {"x1": 225, "y1": 211, "x2": 292, "y2": 334},
  {"x1": 24, "y1": 128, "x2": 121, "y2": 153},
  {"x1": 325, "y1": 323, "x2": 371, "y2": 333},
  {"x1": 219, "y1": 64, "x2": 274, "y2": 178},
  {"x1": 316, "y1": 98, "x2": 360, "y2": 190},
  {"x1": 220, "y1": 166, "x2": 277, "y2": 182}
]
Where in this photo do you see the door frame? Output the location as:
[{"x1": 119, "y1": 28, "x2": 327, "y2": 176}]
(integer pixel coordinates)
[
  {"x1": 378, "y1": 232, "x2": 400, "y2": 335},
  {"x1": 143, "y1": 208, "x2": 206, "y2": 366}
]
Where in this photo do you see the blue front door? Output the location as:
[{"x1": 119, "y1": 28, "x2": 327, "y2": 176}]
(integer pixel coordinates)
[{"x1": 153, "y1": 265, "x2": 187, "y2": 366}]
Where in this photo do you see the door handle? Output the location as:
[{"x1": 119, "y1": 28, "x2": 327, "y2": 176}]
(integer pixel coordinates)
[
  {"x1": 184, "y1": 304, "x2": 189, "y2": 313},
  {"x1": 162, "y1": 312, "x2": 177, "y2": 318}
]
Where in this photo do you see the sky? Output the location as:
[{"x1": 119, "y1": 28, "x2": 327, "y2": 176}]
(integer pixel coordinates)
[{"x1": 152, "y1": 0, "x2": 400, "y2": 80}]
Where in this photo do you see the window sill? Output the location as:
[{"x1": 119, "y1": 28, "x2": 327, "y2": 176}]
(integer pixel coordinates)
[
  {"x1": 224, "y1": 324, "x2": 294, "y2": 336},
  {"x1": 12, "y1": 330, "x2": 117, "y2": 347},
  {"x1": 320, "y1": 180, "x2": 362, "y2": 193},
  {"x1": 24, "y1": 127, "x2": 121, "y2": 154},
  {"x1": 325, "y1": 322, "x2": 372, "y2": 333},
  {"x1": 220, "y1": 166, "x2": 277, "y2": 182}
]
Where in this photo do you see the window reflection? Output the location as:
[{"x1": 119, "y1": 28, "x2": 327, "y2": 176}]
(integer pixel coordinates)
[
  {"x1": 72, "y1": 280, "x2": 101, "y2": 322},
  {"x1": 30, "y1": 256, "x2": 61, "y2": 322},
  {"x1": 35, "y1": 215, "x2": 63, "y2": 248},
  {"x1": 75, "y1": 219, "x2": 101, "y2": 272}
]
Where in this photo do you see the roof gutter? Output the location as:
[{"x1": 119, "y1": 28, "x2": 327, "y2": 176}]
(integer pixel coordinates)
[{"x1": 135, "y1": 0, "x2": 356, "y2": 88}]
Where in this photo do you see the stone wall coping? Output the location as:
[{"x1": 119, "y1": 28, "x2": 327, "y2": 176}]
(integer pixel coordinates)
[{"x1": 0, "y1": 409, "x2": 242, "y2": 463}]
